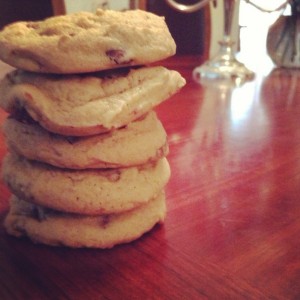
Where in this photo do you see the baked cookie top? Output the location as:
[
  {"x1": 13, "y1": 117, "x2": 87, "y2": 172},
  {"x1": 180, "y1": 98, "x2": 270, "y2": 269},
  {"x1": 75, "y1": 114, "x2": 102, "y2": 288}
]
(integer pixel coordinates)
[
  {"x1": 0, "y1": 9, "x2": 176, "y2": 73},
  {"x1": 4, "y1": 193, "x2": 166, "y2": 248},
  {"x1": 0, "y1": 66, "x2": 185, "y2": 136},
  {"x1": 2, "y1": 154, "x2": 170, "y2": 214},
  {"x1": 4, "y1": 112, "x2": 169, "y2": 169}
]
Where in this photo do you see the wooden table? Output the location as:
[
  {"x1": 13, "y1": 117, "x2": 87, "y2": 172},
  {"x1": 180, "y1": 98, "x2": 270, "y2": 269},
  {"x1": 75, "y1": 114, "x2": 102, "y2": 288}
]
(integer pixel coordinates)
[{"x1": 1, "y1": 55, "x2": 300, "y2": 299}]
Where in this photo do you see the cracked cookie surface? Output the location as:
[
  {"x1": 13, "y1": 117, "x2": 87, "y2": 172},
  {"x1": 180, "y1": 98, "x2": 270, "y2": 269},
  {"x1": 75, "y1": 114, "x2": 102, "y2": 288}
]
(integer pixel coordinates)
[
  {"x1": 2, "y1": 154, "x2": 170, "y2": 214},
  {"x1": 4, "y1": 192, "x2": 166, "y2": 248},
  {"x1": 0, "y1": 66, "x2": 185, "y2": 136},
  {"x1": 0, "y1": 9, "x2": 176, "y2": 73},
  {"x1": 3, "y1": 111, "x2": 168, "y2": 169}
]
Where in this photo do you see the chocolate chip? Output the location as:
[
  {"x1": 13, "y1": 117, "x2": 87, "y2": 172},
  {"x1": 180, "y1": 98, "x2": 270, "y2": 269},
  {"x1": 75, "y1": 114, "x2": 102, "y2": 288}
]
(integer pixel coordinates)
[
  {"x1": 99, "y1": 215, "x2": 110, "y2": 228},
  {"x1": 18, "y1": 202, "x2": 48, "y2": 222},
  {"x1": 105, "y1": 49, "x2": 133, "y2": 65},
  {"x1": 65, "y1": 136, "x2": 81, "y2": 144},
  {"x1": 31, "y1": 205, "x2": 47, "y2": 222}
]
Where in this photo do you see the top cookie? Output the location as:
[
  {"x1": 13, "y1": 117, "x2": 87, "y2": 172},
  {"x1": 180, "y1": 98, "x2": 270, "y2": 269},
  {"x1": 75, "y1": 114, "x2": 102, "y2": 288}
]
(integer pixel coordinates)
[{"x1": 0, "y1": 9, "x2": 176, "y2": 73}]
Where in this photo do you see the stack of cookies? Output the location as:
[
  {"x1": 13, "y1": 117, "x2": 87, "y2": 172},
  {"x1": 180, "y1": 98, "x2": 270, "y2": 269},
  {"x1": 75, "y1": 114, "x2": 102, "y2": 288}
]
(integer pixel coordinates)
[{"x1": 0, "y1": 9, "x2": 185, "y2": 248}]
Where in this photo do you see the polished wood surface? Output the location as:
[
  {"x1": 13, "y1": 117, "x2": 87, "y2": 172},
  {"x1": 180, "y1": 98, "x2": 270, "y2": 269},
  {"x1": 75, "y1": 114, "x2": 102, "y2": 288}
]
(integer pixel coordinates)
[{"x1": 1, "y1": 56, "x2": 300, "y2": 299}]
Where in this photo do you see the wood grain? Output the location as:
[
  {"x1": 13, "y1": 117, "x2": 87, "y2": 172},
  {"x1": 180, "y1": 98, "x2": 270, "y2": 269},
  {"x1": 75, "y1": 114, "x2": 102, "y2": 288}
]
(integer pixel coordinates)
[{"x1": 1, "y1": 56, "x2": 300, "y2": 299}]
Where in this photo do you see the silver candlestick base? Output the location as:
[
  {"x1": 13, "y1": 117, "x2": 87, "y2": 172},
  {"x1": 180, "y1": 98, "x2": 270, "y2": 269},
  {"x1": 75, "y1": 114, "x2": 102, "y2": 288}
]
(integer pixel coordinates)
[{"x1": 193, "y1": 36, "x2": 254, "y2": 86}]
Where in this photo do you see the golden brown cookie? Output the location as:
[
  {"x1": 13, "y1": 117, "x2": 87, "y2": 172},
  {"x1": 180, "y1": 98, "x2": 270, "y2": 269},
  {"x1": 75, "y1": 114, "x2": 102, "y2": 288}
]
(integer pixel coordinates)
[
  {"x1": 2, "y1": 154, "x2": 171, "y2": 214},
  {"x1": 0, "y1": 9, "x2": 176, "y2": 73},
  {"x1": 0, "y1": 66, "x2": 185, "y2": 136},
  {"x1": 4, "y1": 192, "x2": 166, "y2": 248},
  {"x1": 3, "y1": 112, "x2": 168, "y2": 169}
]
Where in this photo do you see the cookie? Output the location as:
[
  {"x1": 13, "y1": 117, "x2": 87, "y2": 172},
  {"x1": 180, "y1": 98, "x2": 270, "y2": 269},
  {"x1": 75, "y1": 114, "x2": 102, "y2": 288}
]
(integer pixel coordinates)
[
  {"x1": 0, "y1": 66, "x2": 186, "y2": 136},
  {"x1": 4, "y1": 192, "x2": 166, "y2": 248},
  {"x1": 3, "y1": 111, "x2": 168, "y2": 169},
  {"x1": 2, "y1": 154, "x2": 170, "y2": 214},
  {"x1": 0, "y1": 9, "x2": 176, "y2": 73}
]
